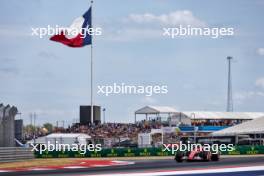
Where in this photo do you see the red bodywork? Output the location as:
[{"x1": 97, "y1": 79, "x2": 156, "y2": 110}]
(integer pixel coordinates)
[{"x1": 187, "y1": 147, "x2": 210, "y2": 160}]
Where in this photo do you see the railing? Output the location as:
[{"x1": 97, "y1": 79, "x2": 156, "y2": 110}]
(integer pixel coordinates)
[
  {"x1": 0, "y1": 147, "x2": 34, "y2": 162},
  {"x1": 179, "y1": 126, "x2": 229, "y2": 132}
]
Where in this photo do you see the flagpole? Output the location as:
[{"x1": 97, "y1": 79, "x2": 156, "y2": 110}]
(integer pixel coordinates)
[{"x1": 90, "y1": 0, "x2": 94, "y2": 125}]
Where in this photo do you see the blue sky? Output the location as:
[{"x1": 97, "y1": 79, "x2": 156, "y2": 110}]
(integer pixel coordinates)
[{"x1": 1, "y1": 0, "x2": 264, "y2": 126}]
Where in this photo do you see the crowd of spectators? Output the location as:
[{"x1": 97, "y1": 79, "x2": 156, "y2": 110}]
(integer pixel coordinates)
[
  {"x1": 61, "y1": 119, "x2": 244, "y2": 141},
  {"x1": 23, "y1": 119, "x2": 245, "y2": 145},
  {"x1": 67, "y1": 120, "x2": 162, "y2": 140},
  {"x1": 191, "y1": 119, "x2": 243, "y2": 126}
]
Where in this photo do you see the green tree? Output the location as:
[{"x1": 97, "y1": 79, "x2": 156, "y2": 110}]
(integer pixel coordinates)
[
  {"x1": 24, "y1": 124, "x2": 35, "y2": 134},
  {"x1": 43, "y1": 123, "x2": 53, "y2": 133}
]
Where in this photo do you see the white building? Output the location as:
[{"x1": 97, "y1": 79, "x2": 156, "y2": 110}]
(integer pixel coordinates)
[{"x1": 27, "y1": 133, "x2": 92, "y2": 146}]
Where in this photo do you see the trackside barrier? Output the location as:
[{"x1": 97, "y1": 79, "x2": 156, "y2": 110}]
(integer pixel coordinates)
[
  {"x1": 221, "y1": 145, "x2": 264, "y2": 155},
  {"x1": 0, "y1": 147, "x2": 34, "y2": 162},
  {"x1": 35, "y1": 145, "x2": 264, "y2": 158},
  {"x1": 35, "y1": 148, "x2": 172, "y2": 158}
]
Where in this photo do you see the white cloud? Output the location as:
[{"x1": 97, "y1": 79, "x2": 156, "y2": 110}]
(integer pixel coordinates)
[
  {"x1": 127, "y1": 10, "x2": 206, "y2": 27},
  {"x1": 257, "y1": 48, "x2": 264, "y2": 56},
  {"x1": 102, "y1": 10, "x2": 207, "y2": 42},
  {"x1": 99, "y1": 10, "x2": 209, "y2": 42},
  {"x1": 256, "y1": 77, "x2": 264, "y2": 88}
]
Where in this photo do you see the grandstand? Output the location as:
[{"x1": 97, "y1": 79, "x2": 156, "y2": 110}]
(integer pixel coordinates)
[
  {"x1": 179, "y1": 111, "x2": 264, "y2": 132},
  {"x1": 134, "y1": 106, "x2": 264, "y2": 146},
  {"x1": 35, "y1": 106, "x2": 264, "y2": 148},
  {"x1": 135, "y1": 106, "x2": 264, "y2": 131}
]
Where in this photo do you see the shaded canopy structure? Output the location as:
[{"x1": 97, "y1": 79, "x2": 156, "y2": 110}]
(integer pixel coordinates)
[
  {"x1": 182, "y1": 111, "x2": 264, "y2": 120},
  {"x1": 134, "y1": 106, "x2": 177, "y2": 123},
  {"x1": 212, "y1": 116, "x2": 264, "y2": 136}
]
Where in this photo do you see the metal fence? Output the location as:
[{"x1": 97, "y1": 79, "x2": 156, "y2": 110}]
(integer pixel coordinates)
[{"x1": 0, "y1": 147, "x2": 34, "y2": 162}]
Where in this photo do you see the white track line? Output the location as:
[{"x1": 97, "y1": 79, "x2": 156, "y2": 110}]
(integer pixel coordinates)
[
  {"x1": 63, "y1": 166, "x2": 88, "y2": 169},
  {"x1": 29, "y1": 168, "x2": 54, "y2": 171},
  {"x1": 92, "y1": 165, "x2": 112, "y2": 167},
  {"x1": 88, "y1": 165, "x2": 264, "y2": 176},
  {"x1": 112, "y1": 161, "x2": 135, "y2": 165},
  {"x1": 0, "y1": 170, "x2": 10, "y2": 172}
]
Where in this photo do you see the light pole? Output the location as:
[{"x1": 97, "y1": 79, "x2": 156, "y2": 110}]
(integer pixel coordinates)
[
  {"x1": 102, "y1": 108, "x2": 106, "y2": 124},
  {"x1": 61, "y1": 120, "x2": 65, "y2": 129},
  {"x1": 33, "y1": 112, "x2": 36, "y2": 144},
  {"x1": 227, "y1": 56, "x2": 233, "y2": 112},
  {"x1": 191, "y1": 113, "x2": 196, "y2": 143}
]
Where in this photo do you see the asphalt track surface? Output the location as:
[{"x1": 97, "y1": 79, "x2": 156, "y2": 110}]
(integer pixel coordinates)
[{"x1": 2, "y1": 156, "x2": 264, "y2": 176}]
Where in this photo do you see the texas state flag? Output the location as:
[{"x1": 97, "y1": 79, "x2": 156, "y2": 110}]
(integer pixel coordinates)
[{"x1": 50, "y1": 7, "x2": 92, "y2": 47}]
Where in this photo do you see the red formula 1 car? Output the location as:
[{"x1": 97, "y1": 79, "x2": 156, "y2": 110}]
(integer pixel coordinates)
[{"x1": 174, "y1": 146, "x2": 219, "y2": 162}]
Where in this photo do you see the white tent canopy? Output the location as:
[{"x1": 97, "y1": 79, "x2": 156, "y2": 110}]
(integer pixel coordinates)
[
  {"x1": 212, "y1": 116, "x2": 264, "y2": 136},
  {"x1": 135, "y1": 106, "x2": 177, "y2": 114},
  {"x1": 134, "y1": 106, "x2": 177, "y2": 122}
]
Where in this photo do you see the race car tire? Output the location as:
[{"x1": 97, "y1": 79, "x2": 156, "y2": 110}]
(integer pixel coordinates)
[
  {"x1": 175, "y1": 152, "x2": 184, "y2": 162},
  {"x1": 211, "y1": 154, "x2": 219, "y2": 161},
  {"x1": 200, "y1": 151, "x2": 210, "y2": 161}
]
